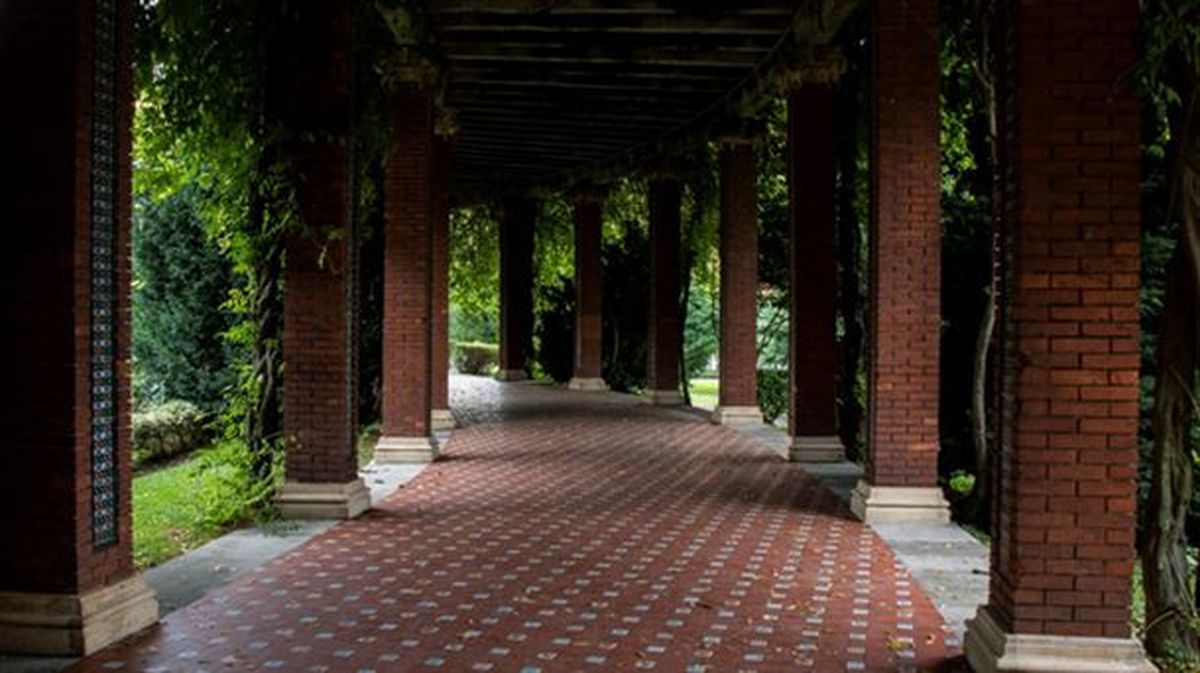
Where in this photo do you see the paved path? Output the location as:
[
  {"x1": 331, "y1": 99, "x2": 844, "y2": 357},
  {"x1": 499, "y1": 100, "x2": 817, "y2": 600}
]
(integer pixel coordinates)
[{"x1": 66, "y1": 378, "x2": 958, "y2": 672}]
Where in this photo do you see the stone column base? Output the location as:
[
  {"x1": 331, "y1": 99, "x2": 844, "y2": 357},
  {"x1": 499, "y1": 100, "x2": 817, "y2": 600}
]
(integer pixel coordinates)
[
  {"x1": 644, "y1": 389, "x2": 684, "y2": 406},
  {"x1": 711, "y1": 405, "x2": 763, "y2": 426},
  {"x1": 789, "y1": 435, "x2": 845, "y2": 463},
  {"x1": 0, "y1": 574, "x2": 158, "y2": 656},
  {"x1": 964, "y1": 606, "x2": 1155, "y2": 673},
  {"x1": 430, "y1": 408, "x2": 456, "y2": 432},
  {"x1": 375, "y1": 435, "x2": 439, "y2": 464},
  {"x1": 495, "y1": 369, "x2": 527, "y2": 382},
  {"x1": 568, "y1": 377, "x2": 609, "y2": 392},
  {"x1": 849, "y1": 481, "x2": 950, "y2": 523},
  {"x1": 276, "y1": 479, "x2": 371, "y2": 520}
]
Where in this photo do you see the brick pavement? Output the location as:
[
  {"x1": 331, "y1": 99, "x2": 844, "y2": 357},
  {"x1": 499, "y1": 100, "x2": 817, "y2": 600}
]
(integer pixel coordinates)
[{"x1": 66, "y1": 378, "x2": 958, "y2": 672}]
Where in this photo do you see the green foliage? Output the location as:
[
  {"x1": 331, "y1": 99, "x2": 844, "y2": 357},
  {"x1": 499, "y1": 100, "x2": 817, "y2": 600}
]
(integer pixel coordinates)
[
  {"x1": 937, "y1": 0, "x2": 996, "y2": 487},
  {"x1": 450, "y1": 206, "x2": 500, "y2": 330},
  {"x1": 451, "y1": 341, "x2": 500, "y2": 376},
  {"x1": 684, "y1": 278, "x2": 719, "y2": 379},
  {"x1": 947, "y1": 470, "x2": 977, "y2": 497},
  {"x1": 756, "y1": 369, "x2": 788, "y2": 425},
  {"x1": 132, "y1": 400, "x2": 210, "y2": 470},
  {"x1": 688, "y1": 378, "x2": 720, "y2": 410},
  {"x1": 132, "y1": 187, "x2": 235, "y2": 411},
  {"x1": 601, "y1": 179, "x2": 650, "y2": 393},
  {"x1": 451, "y1": 306, "x2": 498, "y2": 344},
  {"x1": 191, "y1": 439, "x2": 284, "y2": 526}
]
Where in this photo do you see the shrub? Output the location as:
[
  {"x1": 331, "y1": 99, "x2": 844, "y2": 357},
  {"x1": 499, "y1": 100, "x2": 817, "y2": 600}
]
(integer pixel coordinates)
[
  {"x1": 757, "y1": 369, "x2": 788, "y2": 425},
  {"x1": 190, "y1": 439, "x2": 282, "y2": 527},
  {"x1": 452, "y1": 341, "x2": 499, "y2": 375},
  {"x1": 132, "y1": 400, "x2": 209, "y2": 469}
]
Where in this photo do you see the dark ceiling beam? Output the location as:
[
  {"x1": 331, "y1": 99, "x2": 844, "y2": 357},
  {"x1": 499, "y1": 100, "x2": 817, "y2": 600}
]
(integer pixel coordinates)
[
  {"x1": 442, "y1": 45, "x2": 767, "y2": 69},
  {"x1": 428, "y1": 0, "x2": 798, "y2": 14},
  {"x1": 432, "y1": 13, "x2": 795, "y2": 35},
  {"x1": 436, "y1": 30, "x2": 779, "y2": 51},
  {"x1": 462, "y1": 116, "x2": 666, "y2": 135},
  {"x1": 446, "y1": 63, "x2": 751, "y2": 84}
]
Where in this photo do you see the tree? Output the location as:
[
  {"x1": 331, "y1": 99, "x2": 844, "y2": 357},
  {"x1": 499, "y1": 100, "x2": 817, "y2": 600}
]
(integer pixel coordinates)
[
  {"x1": 1140, "y1": 0, "x2": 1200, "y2": 660},
  {"x1": 132, "y1": 186, "x2": 235, "y2": 411}
]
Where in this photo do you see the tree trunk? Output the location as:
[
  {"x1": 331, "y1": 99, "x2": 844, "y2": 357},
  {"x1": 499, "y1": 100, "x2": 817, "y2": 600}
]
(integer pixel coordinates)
[
  {"x1": 244, "y1": 159, "x2": 286, "y2": 482},
  {"x1": 1142, "y1": 243, "x2": 1199, "y2": 660},
  {"x1": 968, "y1": 15, "x2": 1001, "y2": 527},
  {"x1": 1142, "y1": 46, "x2": 1200, "y2": 660}
]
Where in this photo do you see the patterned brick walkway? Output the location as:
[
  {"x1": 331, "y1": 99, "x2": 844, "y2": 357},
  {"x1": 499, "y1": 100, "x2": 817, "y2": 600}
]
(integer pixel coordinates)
[{"x1": 68, "y1": 378, "x2": 957, "y2": 672}]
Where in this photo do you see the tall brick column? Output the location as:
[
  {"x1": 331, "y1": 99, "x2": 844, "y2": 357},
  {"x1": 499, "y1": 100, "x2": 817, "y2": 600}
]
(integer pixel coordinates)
[
  {"x1": 277, "y1": 1, "x2": 370, "y2": 518},
  {"x1": 497, "y1": 198, "x2": 536, "y2": 381},
  {"x1": 713, "y1": 138, "x2": 763, "y2": 425},
  {"x1": 963, "y1": 2, "x2": 1153, "y2": 671},
  {"x1": 850, "y1": 0, "x2": 949, "y2": 522},
  {"x1": 787, "y1": 84, "x2": 845, "y2": 462},
  {"x1": 429, "y1": 134, "x2": 454, "y2": 431},
  {"x1": 0, "y1": 0, "x2": 158, "y2": 654},
  {"x1": 645, "y1": 175, "x2": 684, "y2": 405},
  {"x1": 569, "y1": 188, "x2": 609, "y2": 392},
  {"x1": 376, "y1": 82, "x2": 439, "y2": 463}
]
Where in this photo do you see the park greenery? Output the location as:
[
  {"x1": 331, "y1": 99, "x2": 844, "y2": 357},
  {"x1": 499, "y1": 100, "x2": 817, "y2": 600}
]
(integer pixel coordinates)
[{"x1": 127, "y1": 0, "x2": 1200, "y2": 666}]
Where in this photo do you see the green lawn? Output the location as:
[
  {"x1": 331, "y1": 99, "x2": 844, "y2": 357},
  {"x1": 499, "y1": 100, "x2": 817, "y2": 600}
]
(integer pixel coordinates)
[
  {"x1": 132, "y1": 448, "x2": 238, "y2": 568},
  {"x1": 688, "y1": 378, "x2": 719, "y2": 410}
]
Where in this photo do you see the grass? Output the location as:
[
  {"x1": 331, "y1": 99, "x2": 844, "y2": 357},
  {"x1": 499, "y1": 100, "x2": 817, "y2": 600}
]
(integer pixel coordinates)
[
  {"x1": 687, "y1": 377, "x2": 719, "y2": 410},
  {"x1": 132, "y1": 448, "x2": 236, "y2": 568}
]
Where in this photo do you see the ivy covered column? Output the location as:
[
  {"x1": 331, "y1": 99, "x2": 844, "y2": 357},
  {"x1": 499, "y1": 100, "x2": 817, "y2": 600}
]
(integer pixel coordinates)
[
  {"x1": 377, "y1": 80, "x2": 439, "y2": 464},
  {"x1": 569, "y1": 187, "x2": 609, "y2": 392},
  {"x1": 276, "y1": 0, "x2": 370, "y2": 518},
  {"x1": 851, "y1": 0, "x2": 950, "y2": 523},
  {"x1": 0, "y1": 0, "x2": 158, "y2": 654},
  {"x1": 645, "y1": 174, "x2": 684, "y2": 405},
  {"x1": 963, "y1": 1, "x2": 1153, "y2": 670},
  {"x1": 787, "y1": 80, "x2": 845, "y2": 462},
  {"x1": 497, "y1": 198, "x2": 537, "y2": 381},
  {"x1": 713, "y1": 135, "x2": 763, "y2": 426}
]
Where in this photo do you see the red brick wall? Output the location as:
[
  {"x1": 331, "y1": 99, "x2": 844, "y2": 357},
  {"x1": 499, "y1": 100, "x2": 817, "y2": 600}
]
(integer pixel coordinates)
[
  {"x1": 788, "y1": 86, "x2": 840, "y2": 438},
  {"x1": 281, "y1": 2, "x2": 358, "y2": 485},
  {"x1": 574, "y1": 195, "x2": 605, "y2": 380},
  {"x1": 499, "y1": 198, "x2": 536, "y2": 373},
  {"x1": 0, "y1": 0, "x2": 136, "y2": 596},
  {"x1": 718, "y1": 141, "x2": 759, "y2": 408},
  {"x1": 866, "y1": 0, "x2": 941, "y2": 487},
  {"x1": 382, "y1": 83, "x2": 434, "y2": 438},
  {"x1": 431, "y1": 135, "x2": 451, "y2": 410},
  {"x1": 986, "y1": 0, "x2": 1142, "y2": 639},
  {"x1": 647, "y1": 177, "x2": 682, "y2": 393}
]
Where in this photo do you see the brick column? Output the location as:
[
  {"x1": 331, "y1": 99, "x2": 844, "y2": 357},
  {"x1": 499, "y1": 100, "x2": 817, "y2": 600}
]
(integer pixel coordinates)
[
  {"x1": 0, "y1": 0, "x2": 158, "y2": 654},
  {"x1": 277, "y1": 2, "x2": 369, "y2": 517},
  {"x1": 713, "y1": 138, "x2": 763, "y2": 425},
  {"x1": 429, "y1": 134, "x2": 454, "y2": 431},
  {"x1": 850, "y1": 0, "x2": 949, "y2": 522},
  {"x1": 963, "y1": 2, "x2": 1153, "y2": 671},
  {"x1": 568, "y1": 189, "x2": 609, "y2": 391},
  {"x1": 376, "y1": 82, "x2": 439, "y2": 463},
  {"x1": 497, "y1": 198, "x2": 536, "y2": 381},
  {"x1": 787, "y1": 85, "x2": 845, "y2": 462},
  {"x1": 645, "y1": 175, "x2": 684, "y2": 405}
]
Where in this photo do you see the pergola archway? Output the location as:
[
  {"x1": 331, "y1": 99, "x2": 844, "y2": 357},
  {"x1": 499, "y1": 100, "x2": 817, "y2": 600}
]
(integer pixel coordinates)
[{"x1": 0, "y1": 1, "x2": 1152, "y2": 671}]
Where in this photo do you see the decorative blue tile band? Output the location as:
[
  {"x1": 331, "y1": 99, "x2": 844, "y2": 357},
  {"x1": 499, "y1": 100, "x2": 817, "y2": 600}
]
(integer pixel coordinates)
[{"x1": 91, "y1": 0, "x2": 119, "y2": 549}]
